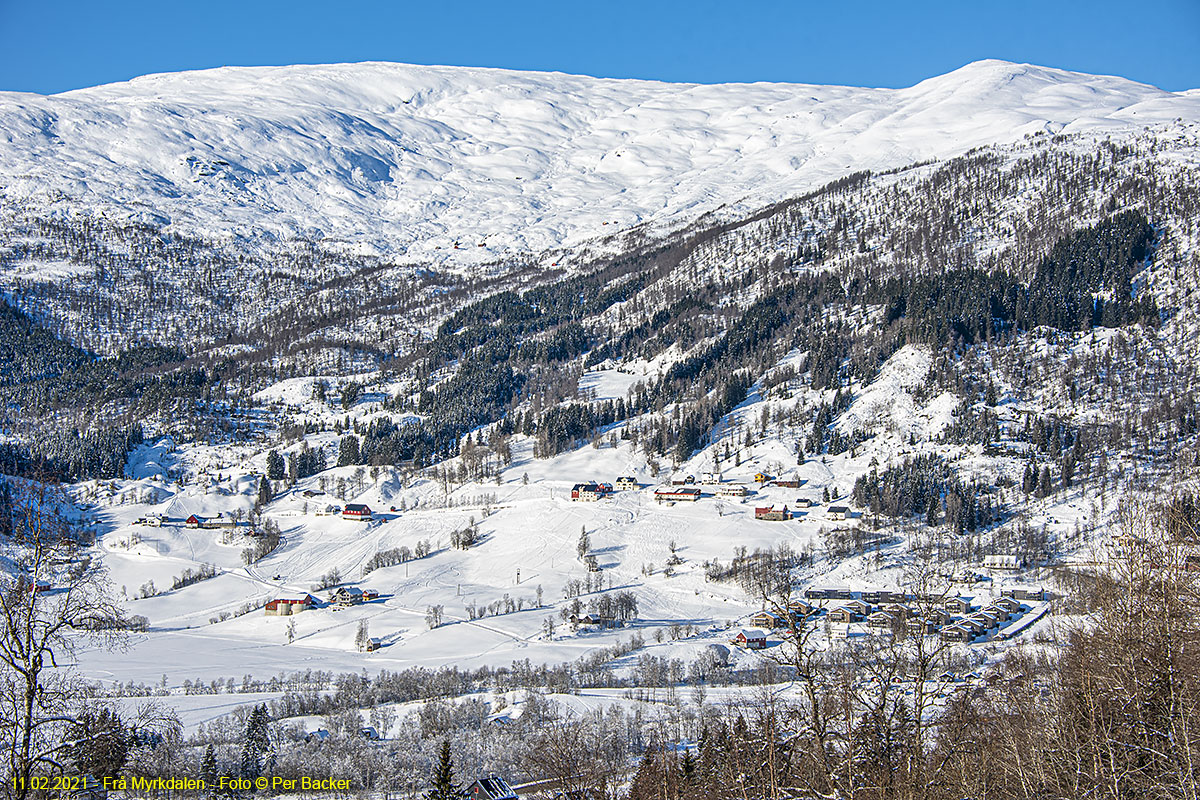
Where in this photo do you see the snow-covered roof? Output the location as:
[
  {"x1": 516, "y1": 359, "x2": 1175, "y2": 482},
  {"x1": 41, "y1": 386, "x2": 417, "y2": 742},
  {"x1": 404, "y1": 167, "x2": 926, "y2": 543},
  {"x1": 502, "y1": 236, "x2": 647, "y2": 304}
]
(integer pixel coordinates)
[{"x1": 736, "y1": 627, "x2": 769, "y2": 639}]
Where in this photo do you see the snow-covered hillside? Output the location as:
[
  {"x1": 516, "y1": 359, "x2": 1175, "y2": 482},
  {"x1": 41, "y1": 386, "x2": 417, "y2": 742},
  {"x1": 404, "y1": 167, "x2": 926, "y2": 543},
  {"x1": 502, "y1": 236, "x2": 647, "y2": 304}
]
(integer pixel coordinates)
[{"x1": 1, "y1": 59, "x2": 1196, "y2": 267}]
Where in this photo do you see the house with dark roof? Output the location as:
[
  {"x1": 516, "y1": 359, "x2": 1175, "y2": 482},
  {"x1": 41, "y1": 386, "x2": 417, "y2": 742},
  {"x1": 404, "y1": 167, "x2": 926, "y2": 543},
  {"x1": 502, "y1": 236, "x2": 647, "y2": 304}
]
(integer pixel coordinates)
[
  {"x1": 329, "y1": 586, "x2": 364, "y2": 606},
  {"x1": 343, "y1": 503, "x2": 372, "y2": 521},
  {"x1": 467, "y1": 775, "x2": 518, "y2": 800},
  {"x1": 654, "y1": 486, "x2": 702, "y2": 502}
]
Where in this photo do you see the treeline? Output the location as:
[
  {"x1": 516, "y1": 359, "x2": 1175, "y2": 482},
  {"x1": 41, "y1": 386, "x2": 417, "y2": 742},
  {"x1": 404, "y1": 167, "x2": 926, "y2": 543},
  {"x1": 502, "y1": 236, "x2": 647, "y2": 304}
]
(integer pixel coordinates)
[
  {"x1": 0, "y1": 425, "x2": 143, "y2": 482},
  {"x1": 852, "y1": 454, "x2": 998, "y2": 533}
]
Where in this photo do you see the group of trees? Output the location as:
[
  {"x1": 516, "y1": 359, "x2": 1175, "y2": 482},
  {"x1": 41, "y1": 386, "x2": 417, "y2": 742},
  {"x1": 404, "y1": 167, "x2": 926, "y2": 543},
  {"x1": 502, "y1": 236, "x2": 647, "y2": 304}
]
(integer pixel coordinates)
[
  {"x1": 0, "y1": 425, "x2": 143, "y2": 483},
  {"x1": 852, "y1": 455, "x2": 998, "y2": 534}
]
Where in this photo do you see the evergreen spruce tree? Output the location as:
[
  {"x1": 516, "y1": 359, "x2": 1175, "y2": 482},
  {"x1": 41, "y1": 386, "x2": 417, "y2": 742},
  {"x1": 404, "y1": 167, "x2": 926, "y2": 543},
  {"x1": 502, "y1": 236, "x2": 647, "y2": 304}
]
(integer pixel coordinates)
[
  {"x1": 628, "y1": 749, "x2": 661, "y2": 800},
  {"x1": 984, "y1": 381, "x2": 998, "y2": 406},
  {"x1": 240, "y1": 705, "x2": 273, "y2": 785},
  {"x1": 577, "y1": 529, "x2": 590, "y2": 560},
  {"x1": 256, "y1": 476, "x2": 271, "y2": 508},
  {"x1": 266, "y1": 450, "x2": 285, "y2": 482},
  {"x1": 338, "y1": 435, "x2": 361, "y2": 467},
  {"x1": 1022, "y1": 464, "x2": 1037, "y2": 494},
  {"x1": 200, "y1": 744, "x2": 218, "y2": 799},
  {"x1": 1037, "y1": 465, "x2": 1053, "y2": 498},
  {"x1": 681, "y1": 746, "x2": 696, "y2": 779},
  {"x1": 69, "y1": 708, "x2": 131, "y2": 779},
  {"x1": 425, "y1": 740, "x2": 460, "y2": 800},
  {"x1": 925, "y1": 494, "x2": 940, "y2": 527}
]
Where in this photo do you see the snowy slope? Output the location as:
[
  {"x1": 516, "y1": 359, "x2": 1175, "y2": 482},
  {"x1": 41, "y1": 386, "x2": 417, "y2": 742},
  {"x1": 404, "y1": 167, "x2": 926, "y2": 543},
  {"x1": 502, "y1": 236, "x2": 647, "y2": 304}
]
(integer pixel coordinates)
[{"x1": 1, "y1": 60, "x2": 1196, "y2": 267}]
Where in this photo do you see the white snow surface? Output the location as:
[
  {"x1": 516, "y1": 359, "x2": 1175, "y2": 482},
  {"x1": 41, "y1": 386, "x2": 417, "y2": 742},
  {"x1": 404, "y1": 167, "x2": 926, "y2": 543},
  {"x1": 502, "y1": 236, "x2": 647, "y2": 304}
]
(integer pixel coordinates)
[{"x1": 2, "y1": 59, "x2": 1197, "y2": 266}]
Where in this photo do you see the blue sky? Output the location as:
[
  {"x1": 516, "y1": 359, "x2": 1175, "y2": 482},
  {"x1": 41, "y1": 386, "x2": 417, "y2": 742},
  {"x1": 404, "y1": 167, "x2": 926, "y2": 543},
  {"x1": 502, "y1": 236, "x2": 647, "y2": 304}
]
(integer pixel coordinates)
[{"x1": 2, "y1": 0, "x2": 1197, "y2": 94}]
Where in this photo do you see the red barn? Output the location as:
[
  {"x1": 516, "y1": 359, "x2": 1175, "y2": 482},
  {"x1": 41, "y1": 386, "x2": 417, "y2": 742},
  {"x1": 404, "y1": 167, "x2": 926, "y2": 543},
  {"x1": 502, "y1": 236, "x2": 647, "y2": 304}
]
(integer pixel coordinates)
[
  {"x1": 342, "y1": 503, "x2": 372, "y2": 521},
  {"x1": 755, "y1": 505, "x2": 790, "y2": 521},
  {"x1": 264, "y1": 594, "x2": 313, "y2": 616},
  {"x1": 731, "y1": 628, "x2": 769, "y2": 649}
]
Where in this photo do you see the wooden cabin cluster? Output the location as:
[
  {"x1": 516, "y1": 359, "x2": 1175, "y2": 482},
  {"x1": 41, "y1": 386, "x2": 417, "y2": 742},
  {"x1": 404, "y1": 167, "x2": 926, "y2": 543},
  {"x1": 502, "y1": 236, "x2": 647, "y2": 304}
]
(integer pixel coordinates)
[{"x1": 796, "y1": 585, "x2": 1046, "y2": 643}]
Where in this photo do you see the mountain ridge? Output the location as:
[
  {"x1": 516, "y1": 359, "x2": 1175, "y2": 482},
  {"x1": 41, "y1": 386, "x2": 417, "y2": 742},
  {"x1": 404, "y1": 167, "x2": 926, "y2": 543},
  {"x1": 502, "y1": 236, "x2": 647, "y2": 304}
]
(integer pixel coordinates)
[{"x1": 1, "y1": 59, "x2": 1196, "y2": 269}]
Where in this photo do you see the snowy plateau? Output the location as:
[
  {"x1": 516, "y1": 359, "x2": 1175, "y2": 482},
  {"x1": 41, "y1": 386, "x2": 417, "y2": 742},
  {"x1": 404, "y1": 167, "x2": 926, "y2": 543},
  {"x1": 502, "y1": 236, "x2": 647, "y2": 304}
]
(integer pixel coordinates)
[
  {"x1": 1, "y1": 58, "x2": 1197, "y2": 264},
  {"x1": 2, "y1": 58, "x2": 1200, "y2": 796}
]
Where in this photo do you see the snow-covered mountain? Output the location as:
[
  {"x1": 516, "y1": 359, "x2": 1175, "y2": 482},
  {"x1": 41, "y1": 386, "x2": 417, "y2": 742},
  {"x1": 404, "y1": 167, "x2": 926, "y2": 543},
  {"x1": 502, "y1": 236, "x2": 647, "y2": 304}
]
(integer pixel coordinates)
[{"x1": 1, "y1": 59, "x2": 1196, "y2": 266}]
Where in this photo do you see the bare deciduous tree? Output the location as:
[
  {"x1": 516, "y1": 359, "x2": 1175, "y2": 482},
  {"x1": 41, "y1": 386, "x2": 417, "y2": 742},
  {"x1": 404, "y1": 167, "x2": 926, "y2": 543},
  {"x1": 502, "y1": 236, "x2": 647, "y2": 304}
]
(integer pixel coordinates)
[{"x1": 1, "y1": 482, "x2": 132, "y2": 800}]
